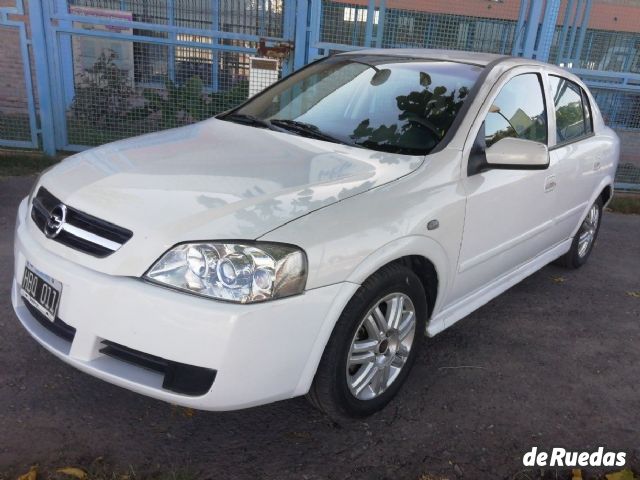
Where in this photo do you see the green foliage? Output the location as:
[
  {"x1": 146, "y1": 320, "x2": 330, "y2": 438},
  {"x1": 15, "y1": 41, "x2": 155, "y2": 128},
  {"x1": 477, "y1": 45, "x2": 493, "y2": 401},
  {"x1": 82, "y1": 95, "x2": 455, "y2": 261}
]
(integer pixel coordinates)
[
  {"x1": 351, "y1": 73, "x2": 469, "y2": 154},
  {"x1": 208, "y1": 79, "x2": 249, "y2": 115},
  {"x1": 487, "y1": 123, "x2": 517, "y2": 146},
  {"x1": 141, "y1": 78, "x2": 249, "y2": 129},
  {"x1": 0, "y1": 151, "x2": 61, "y2": 176},
  {"x1": 71, "y1": 50, "x2": 250, "y2": 142},
  {"x1": 608, "y1": 194, "x2": 640, "y2": 214},
  {"x1": 71, "y1": 49, "x2": 133, "y2": 129},
  {"x1": 555, "y1": 101, "x2": 584, "y2": 131},
  {"x1": 142, "y1": 76, "x2": 206, "y2": 129}
]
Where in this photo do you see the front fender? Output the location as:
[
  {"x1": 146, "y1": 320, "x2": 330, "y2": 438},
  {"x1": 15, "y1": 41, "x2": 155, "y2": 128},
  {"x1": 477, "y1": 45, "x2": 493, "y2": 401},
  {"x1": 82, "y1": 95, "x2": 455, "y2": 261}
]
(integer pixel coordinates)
[
  {"x1": 292, "y1": 235, "x2": 452, "y2": 396},
  {"x1": 345, "y1": 234, "x2": 451, "y2": 327}
]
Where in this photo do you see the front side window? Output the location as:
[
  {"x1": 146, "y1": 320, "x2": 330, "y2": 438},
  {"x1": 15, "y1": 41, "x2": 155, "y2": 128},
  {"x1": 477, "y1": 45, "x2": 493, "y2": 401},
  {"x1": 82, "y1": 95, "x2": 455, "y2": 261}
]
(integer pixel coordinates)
[
  {"x1": 549, "y1": 75, "x2": 592, "y2": 143},
  {"x1": 223, "y1": 55, "x2": 482, "y2": 155},
  {"x1": 484, "y1": 73, "x2": 548, "y2": 148}
]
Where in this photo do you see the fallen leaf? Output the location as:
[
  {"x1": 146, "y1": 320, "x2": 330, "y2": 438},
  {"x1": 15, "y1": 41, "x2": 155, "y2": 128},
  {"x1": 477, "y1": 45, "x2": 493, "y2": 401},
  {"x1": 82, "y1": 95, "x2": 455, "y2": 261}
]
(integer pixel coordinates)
[
  {"x1": 56, "y1": 467, "x2": 87, "y2": 479},
  {"x1": 572, "y1": 469, "x2": 583, "y2": 480},
  {"x1": 626, "y1": 291, "x2": 640, "y2": 298},
  {"x1": 605, "y1": 469, "x2": 636, "y2": 480},
  {"x1": 182, "y1": 407, "x2": 194, "y2": 418},
  {"x1": 17, "y1": 466, "x2": 37, "y2": 480},
  {"x1": 552, "y1": 276, "x2": 566, "y2": 284}
]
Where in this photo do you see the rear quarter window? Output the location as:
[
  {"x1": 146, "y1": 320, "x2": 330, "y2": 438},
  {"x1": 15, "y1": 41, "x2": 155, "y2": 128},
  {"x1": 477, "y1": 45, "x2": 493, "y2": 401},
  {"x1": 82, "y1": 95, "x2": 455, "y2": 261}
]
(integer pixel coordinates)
[{"x1": 581, "y1": 88, "x2": 593, "y2": 135}]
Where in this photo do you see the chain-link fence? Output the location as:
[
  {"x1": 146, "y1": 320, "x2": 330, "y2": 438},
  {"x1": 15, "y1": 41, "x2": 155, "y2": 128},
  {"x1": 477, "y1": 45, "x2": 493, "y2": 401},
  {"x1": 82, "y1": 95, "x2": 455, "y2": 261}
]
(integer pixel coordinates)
[
  {"x1": 549, "y1": 27, "x2": 640, "y2": 73},
  {"x1": 0, "y1": 2, "x2": 38, "y2": 150},
  {"x1": 65, "y1": 36, "x2": 255, "y2": 146},
  {"x1": 591, "y1": 88, "x2": 640, "y2": 130},
  {"x1": 318, "y1": 0, "x2": 521, "y2": 54},
  {"x1": 2, "y1": 0, "x2": 640, "y2": 192},
  {"x1": 545, "y1": 0, "x2": 640, "y2": 189},
  {"x1": 58, "y1": 0, "x2": 285, "y2": 147},
  {"x1": 0, "y1": 25, "x2": 31, "y2": 141},
  {"x1": 592, "y1": 86, "x2": 640, "y2": 191}
]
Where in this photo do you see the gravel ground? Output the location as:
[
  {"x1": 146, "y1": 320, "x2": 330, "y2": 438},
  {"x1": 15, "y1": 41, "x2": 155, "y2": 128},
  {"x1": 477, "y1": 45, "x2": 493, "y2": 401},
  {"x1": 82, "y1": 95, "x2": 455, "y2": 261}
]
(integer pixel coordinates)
[{"x1": 1, "y1": 176, "x2": 639, "y2": 479}]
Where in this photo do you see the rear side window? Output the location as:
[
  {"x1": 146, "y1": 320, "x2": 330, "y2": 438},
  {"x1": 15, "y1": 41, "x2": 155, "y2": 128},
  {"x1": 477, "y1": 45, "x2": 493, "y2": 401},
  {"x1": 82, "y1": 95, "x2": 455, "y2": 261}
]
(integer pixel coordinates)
[
  {"x1": 484, "y1": 73, "x2": 548, "y2": 148},
  {"x1": 549, "y1": 75, "x2": 592, "y2": 143}
]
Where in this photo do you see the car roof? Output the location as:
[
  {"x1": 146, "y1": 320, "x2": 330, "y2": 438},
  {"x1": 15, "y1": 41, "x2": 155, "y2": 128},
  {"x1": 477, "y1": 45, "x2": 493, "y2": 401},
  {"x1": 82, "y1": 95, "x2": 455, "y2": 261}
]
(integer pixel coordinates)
[
  {"x1": 337, "y1": 48, "x2": 506, "y2": 66},
  {"x1": 335, "y1": 48, "x2": 584, "y2": 84}
]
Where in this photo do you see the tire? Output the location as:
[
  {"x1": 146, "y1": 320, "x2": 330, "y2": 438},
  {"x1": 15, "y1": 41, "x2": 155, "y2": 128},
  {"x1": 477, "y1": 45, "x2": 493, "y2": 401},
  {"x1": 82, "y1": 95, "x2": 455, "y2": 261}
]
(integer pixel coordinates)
[
  {"x1": 557, "y1": 197, "x2": 603, "y2": 269},
  {"x1": 307, "y1": 263, "x2": 428, "y2": 420}
]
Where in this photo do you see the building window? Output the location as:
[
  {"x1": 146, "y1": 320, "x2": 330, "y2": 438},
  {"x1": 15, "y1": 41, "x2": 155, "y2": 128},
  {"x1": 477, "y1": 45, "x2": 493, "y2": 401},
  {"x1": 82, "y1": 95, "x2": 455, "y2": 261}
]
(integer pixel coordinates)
[{"x1": 343, "y1": 7, "x2": 379, "y2": 24}]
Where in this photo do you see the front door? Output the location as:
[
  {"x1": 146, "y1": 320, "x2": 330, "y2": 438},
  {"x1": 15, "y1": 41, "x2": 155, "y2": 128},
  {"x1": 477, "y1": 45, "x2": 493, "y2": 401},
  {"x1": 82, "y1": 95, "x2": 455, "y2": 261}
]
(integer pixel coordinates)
[{"x1": 450, "y1": 70, "x2": 558, "y2": 303}]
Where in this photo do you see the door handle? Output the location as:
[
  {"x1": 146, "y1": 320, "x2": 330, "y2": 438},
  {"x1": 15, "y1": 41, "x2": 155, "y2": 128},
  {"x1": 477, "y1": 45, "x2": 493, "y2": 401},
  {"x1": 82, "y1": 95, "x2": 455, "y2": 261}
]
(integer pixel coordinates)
[{"x1": 544, "y1": 175, "x2": 557, "y2": 193}]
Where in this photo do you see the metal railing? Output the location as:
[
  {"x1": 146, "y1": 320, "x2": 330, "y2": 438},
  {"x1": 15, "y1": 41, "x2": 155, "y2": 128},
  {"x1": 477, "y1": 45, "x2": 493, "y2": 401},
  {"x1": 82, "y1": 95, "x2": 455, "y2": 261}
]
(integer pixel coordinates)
[
  {"x1": 35, "y1": 0, "x2": 294, "y2": 150},
  {"x1": 0, "y1": 0, "x2": 639, "y2": 192},
  {"x1": 0, "y1": 0, "x2": 39, "y2": 150}
]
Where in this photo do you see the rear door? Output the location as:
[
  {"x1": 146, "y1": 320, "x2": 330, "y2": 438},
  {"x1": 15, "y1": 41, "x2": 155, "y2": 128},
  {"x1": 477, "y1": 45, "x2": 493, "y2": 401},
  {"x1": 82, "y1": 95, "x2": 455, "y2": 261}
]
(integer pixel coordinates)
[
  {"x1": 547, "y1": 75, "x2": 607, "y2": 238},
  {"x1": 448, "y1": 67, "x2": 558, "y2": 303}
]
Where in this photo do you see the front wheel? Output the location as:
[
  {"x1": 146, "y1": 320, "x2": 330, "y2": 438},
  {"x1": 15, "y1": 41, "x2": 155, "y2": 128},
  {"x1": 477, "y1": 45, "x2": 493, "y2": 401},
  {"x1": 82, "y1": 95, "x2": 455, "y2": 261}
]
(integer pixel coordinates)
[
  {"x1": 557, "y1": 197, "x2": 603, "y2": 269},
  {"x1": 307, "y1": 263, "x2": 427, "y2": 419}
]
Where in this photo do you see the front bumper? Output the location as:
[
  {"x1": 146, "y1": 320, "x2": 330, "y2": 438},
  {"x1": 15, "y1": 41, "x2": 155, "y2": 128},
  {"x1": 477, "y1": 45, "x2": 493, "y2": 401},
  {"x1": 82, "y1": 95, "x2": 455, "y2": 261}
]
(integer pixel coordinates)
[{"x1": 12, "y1": 198, "x2": 358, "y2": 410}]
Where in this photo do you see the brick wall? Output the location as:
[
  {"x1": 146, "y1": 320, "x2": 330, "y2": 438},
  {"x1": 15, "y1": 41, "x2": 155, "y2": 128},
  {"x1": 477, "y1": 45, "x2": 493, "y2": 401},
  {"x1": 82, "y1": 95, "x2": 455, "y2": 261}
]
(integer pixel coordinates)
[
  {"x1": 336, "y1": 0, "x2": 640, "y2": 33},
  {"x1": 0, "y1": 25, "x2": 28, "y2": 115}
]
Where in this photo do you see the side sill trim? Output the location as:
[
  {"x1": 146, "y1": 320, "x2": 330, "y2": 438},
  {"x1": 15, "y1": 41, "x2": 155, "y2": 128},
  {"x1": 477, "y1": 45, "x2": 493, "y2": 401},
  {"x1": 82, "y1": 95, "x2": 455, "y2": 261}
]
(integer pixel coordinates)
[{"x1": 427, "y1": 238, "x2": 572, "y2": 337}]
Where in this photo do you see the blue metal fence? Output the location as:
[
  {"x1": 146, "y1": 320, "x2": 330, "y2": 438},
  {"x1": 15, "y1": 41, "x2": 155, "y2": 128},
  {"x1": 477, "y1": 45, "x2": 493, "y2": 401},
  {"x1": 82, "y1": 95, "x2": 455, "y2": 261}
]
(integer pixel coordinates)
[
  {"x1": 0, "y1": 0, "x2": 39, "y2": 150},
  {"x1": 0, "y1": 0, "x2": 638, "y2": 191},
  {"x1": 0, "y1": 0, "x2": 296, "y2": 154},
  {"x1": 41, "y1": 0, "x2": 296, "y2": 151}
]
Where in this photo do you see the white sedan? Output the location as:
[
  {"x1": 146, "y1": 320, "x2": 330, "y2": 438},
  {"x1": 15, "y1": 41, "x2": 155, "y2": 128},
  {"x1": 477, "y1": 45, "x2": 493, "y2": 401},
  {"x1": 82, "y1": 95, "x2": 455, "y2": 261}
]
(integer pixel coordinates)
[{"x1": 12, "y1": 49, "x2": 619, "y2": 418}]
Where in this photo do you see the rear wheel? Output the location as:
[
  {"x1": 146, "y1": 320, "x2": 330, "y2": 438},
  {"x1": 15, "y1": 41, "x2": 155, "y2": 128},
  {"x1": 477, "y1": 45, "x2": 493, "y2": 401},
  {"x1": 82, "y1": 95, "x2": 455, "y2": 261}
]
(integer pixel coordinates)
[
  {"x1": 307, "y1": 263, "x2": 428, "y2": 419},
  {"x1": 557, "y1": 198, "x2": 602, "y2": 269}
]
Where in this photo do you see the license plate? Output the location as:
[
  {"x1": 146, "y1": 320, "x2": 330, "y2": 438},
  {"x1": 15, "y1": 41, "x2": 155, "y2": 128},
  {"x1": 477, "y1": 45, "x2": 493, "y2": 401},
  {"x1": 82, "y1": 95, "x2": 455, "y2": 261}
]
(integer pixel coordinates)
[{"x1": 20, "y1": 262, "x2": 62, "y2": 322}]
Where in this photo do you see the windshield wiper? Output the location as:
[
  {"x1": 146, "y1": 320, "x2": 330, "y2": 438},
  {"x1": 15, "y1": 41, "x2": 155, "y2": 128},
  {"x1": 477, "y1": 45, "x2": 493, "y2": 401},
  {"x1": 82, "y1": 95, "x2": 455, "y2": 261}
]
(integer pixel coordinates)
[
  {"x1": 222, "y1": 115, "x2": 353, "y2": 146},
  {"x1": 270, "y1": 119, "x2": 353, "y2": 146},
  {"x1": 221, "y1": 113, "x2": 276, "y2": 130}
]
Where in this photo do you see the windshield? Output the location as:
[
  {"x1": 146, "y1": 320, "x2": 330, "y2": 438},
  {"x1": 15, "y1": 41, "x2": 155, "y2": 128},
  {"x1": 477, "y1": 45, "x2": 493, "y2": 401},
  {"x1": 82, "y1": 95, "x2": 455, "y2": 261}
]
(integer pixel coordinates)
[{"x1": 221, "y1": 55, "x2": 482, "y2": 155}]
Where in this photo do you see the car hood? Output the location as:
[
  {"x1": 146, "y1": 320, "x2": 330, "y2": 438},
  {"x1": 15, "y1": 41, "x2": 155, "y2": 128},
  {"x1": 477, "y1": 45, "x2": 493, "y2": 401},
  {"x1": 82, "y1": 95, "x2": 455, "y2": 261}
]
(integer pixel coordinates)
[{"x1": 35, "y1": 118, "x2": 423, "y2": 274}]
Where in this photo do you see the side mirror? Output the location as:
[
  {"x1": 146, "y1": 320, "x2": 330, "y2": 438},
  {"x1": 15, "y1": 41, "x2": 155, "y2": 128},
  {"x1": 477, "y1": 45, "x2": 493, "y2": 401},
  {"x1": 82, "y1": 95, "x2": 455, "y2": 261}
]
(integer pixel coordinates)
[
  {"x1": 370, "y1": 69, "x2": 391, "y2": 86},
  {"x1": 486, "y1": 137, "x2": 549, "y2": 170},
  {"x1": 467, "y1": 123, "x2": 549, "y2": 176}
]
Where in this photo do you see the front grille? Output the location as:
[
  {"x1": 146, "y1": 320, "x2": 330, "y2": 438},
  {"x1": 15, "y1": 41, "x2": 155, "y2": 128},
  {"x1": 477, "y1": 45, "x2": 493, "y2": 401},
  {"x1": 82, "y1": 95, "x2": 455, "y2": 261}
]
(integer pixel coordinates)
[
  {"x1": 100, "y1": 341, "x2": 217, "y2": 396},
  {"x1": 31, "y1": 188, "x2": 133, "y2": 258},
  {"x1": 23, "y1": 300, "x2": 77, "y2": 342}
]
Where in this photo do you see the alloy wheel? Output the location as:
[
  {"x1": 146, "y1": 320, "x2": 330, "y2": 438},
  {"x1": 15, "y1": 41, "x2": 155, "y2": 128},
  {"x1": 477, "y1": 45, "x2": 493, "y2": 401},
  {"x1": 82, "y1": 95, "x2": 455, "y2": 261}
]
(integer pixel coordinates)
[
  {"x1": 346, "y1": 293, "x2": 417, "y2": 400},
  {"x1": 578, "y1": 204, "x2": 600, "y2": 258}
]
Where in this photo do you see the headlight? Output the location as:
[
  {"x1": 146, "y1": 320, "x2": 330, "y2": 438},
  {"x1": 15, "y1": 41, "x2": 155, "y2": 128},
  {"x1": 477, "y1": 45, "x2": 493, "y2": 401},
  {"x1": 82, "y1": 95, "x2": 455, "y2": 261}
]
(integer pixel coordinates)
[{"x1": 144, "y1": 242, "x2": 307, "y2": 303}]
